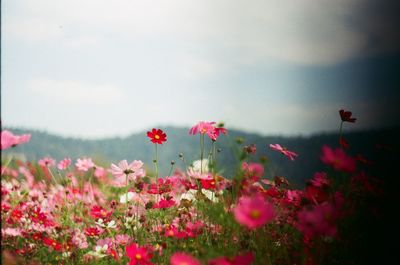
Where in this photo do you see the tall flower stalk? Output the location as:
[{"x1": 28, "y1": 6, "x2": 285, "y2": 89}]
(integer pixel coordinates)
[{"x1": 147, "y1": 128, "x2": 167, "y2": 197}]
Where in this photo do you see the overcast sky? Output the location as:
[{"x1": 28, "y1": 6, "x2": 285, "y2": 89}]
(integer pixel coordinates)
[{"x1": 2, "y1": 0, "x2": 400, "y2": 138}]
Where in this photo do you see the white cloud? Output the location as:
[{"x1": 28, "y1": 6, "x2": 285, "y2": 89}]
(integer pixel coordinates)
[
  {"x1": 28, "y1": 78, "x2": 124, "y2": 105},
  {"x1": 2, "y1": 0, "x2": 375, "y2": 65}
]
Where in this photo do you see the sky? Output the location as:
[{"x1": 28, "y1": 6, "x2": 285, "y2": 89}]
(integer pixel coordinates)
[{"x1": 2, "y1": 0, "x2": 400, "y2": 139}]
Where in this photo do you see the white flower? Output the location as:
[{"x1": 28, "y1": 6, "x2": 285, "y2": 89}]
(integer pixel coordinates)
[
  {"x1": 201, "y1": 189, "x2": 218, "y2": 203},
  {"x1": 120, "y1": 192, "x2": 135, "y2": 204},
  {"x1": 190, "y1": 159, "x2": 209, "y2": 173},
  {"x1": 180, "y1": 189, "x2": 197, "y2": 201},
  {"x1": 107, "y1": 220, "x2": 117, "y2": 229},
  {"x1": 180, "y1": 189, "x2": 219, "y2": 203}
]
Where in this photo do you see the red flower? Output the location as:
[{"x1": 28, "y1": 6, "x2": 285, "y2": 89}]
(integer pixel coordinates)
[
  {"x1": 90, "y1": 205, "x2": 112, "y2": 220},
  {"x1": 42, "y1": 237, "x2": 63, "y2": 251},
  {"x1": 84, "y1": 227, "x2": 102, "y2": 237},
  {"x1": 147, "y1": 128, "x2": 167, "y2": 144},
  {"x1": 339, "y1": 109, "x2": 356, "y2": 123}
]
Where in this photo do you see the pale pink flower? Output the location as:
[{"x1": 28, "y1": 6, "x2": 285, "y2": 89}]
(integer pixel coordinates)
[
  {"x1": 57, "y1": 158, "x2": 71, "y2": 170},
  {"x1": 170, "y1": 252, "x2": 200, "y2": 265},
  {"x1": 72, "y1": 229, "x2": 89, "y2": 249},
  {"x1": 38, "y1": 157, "x2": 56, "y2": 167},
  {"x1": 19, "y1": 166, "x2": 35, "y2": 187},
  {"x1": 110, "y1": 160, "x2": 145, "y2": 187},
  {"x1": 269, "y1": 144, "x2": 298, "y2": 161},
  {"x1": 1, "y1": 130, "x2": 31, "y2": 150},
  {"x1": 233, "y1": 194, "x2": 275, "y2": 229},
  {"x1": 2, "y1": 227, "x2": 22, "y2": 237},
  {"x1": 115, "y1": 234, "x2": 131, "y2": 245},
  {"x1": 94, "y1": 166, "x2": 108, "y2": 179},
  {"x1": 75, "y1": 158, "x2": 95, "y2": 172},
  {"x1": 320, "y1": 145, "x2": 356, "y2": 173}
]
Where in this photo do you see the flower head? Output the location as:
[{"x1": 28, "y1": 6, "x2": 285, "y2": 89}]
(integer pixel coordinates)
[
  {"x1": 189, "y1": 121, "x2": 227, "y2": 141},
  {"x1": 269, "y1": 144, "x2": 298, "y2": 161},
  {"x1": 170, "y1": 252, "x2": 200, "y2": 265},
  {"x1": 147, "y1": 128, "x2": 167, "y2": 144},
  {"x1": 296, "y1": 202, "x2": 340, "y2": 238},
  {"x1": 126, "y1": 243, "x2": 153, "y2": 265},
  {"x1": 38, "y1": 157, "x2": 56, "y2": 167},
  {"x1": 320, "y1": 145, "x2": 356, "y2": 173},
  {"x1": 57, "y1": 158, "x2": 71, "y2": 170},
  {"x1": 339, "y1": 109, "x2": 357, "y2": 123},
  {"x1": 1, "y1": 130, "x2": 31, "y2": 150},
  {"x1": 75, "y1": 158, "x2": 95, "y2": 172},
  {"x1": 110, "y1": 160, "x2": 145, "y2": 187},
  {"x1": 233, "y1": 194, "x2": 275, "y2": 229}
]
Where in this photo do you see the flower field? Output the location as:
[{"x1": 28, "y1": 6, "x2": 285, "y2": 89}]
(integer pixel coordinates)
[{"x1": 1, "y1": 110, "x2": 394, "y2": 265}]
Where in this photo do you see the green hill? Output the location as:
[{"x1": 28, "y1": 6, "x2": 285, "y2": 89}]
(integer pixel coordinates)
[{"x1": 3, "y1": 126, "x2": 399, "y2": 187}]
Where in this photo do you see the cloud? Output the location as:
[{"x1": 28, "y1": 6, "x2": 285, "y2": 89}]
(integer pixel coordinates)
[
  {"x1": 28, "y1": 78, "x2": 124, "y2": 105},
  {"x1": 4, "y1": 0, "x2": 397, "y2": 65}
]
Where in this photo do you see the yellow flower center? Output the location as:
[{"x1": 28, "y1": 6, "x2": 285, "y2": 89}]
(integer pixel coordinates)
[
  {"x1": 135, "y1": 254, "x2": 142, "y2": 260},
  {"x1": 250, "y1": 210, "x2": 261, "y2": 219},
  {"x1": 155, "y1": 135, "x2": 160, "y2": 139}
]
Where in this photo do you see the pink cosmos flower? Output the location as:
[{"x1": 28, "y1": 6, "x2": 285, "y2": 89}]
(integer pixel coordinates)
[
  {"x1": 94, "y1": 166, "x2": 107, "y2": 179},
  {"x1": 320, "y1": 145, "x2": 356, "y2": 173},
  {"x1": 75, "y1": 158, "x2": 95, "y2": 171},
  {"x1": 126, "y1": 243, "x2": 153, "y2": 265},
  {"x1": 110, "y1": 160, "x2": 145, "y2": 187},
  {"x1": 57, "y1": 158, "x2": 71, "y2": 170},
  {"x1": 269, "y1": 144, "x2": 298, "y2": 161},
  {"x1": 72, "y1": 229, "x2": 88, "y2": 249},
  {"x1": 233, "y1": 194, "x2": 275, "y2": 229},
  {"x1": 38, "y1": 157, "x2": 56, "y2": 167},
  {"x1": 170, "y1": 252, "x2": 200, "y2": 265},
  {"x1": 115, "y1": 234, "x2": 131, "y2": 245},
  {"x1": 1, "y1": 130, "x2": 31, "y2": 150},
  {"x1": 296, "y1": 202, "x2": 339, "y2": 238},
  {"x1": 189, "y1": 121, "x2": 216, "y2": 135},
  {"x1": 189, "y1": 121, "x2": 227, "y2": 141}
]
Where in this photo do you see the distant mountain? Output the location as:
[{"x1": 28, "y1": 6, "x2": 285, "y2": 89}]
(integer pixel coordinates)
[{"x1": 3, "y1": 126, "x2": 399, "y2": 187}]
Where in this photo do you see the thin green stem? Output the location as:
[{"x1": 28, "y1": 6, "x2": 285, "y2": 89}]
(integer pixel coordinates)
[
  {"x1": 125, "y1": 173, "x2": 129, "y2": 213},
  {"x1": 1, "y1": 156, "x2": 13, "y2": 176},
  {"x1": 200, "y1": 134, "x2": 205, "y2": 174}
]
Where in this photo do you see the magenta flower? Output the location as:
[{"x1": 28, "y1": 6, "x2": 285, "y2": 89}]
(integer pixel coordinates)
[
  {"x1": 233, "y1": 195, "x2": 275, "y2": 229},
  {"x1": 269, "y1": 144, "x2": 298, "y2": 161},
  {"x1": 126, "y1": 243, "x2": 153, "y2": 265},
  {"x1": 296, "y1": 202, "x2": 339, "y2": 238},
  {"x1": 75, "y1": 158, "x2": 95, "y2": 172},
  {"x1": 57, "y1": 158, "x2": 71, "y2": 170},
  {"x1": 1, "y1": 130, "x2": 31, "y2": 150},
  {"x1": 320, "y1": 145, "x2": 356, "y2": 173},
  {"x1": 170, "y1": 252, "x2": 200, "y2": 265},
  {"x1": 110, "y1": 160, "x2": 145, "y2": 187}
]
